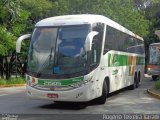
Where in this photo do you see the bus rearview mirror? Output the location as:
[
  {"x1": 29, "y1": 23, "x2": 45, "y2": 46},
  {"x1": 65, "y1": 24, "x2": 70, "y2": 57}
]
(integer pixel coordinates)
[
  {"x1": 16, "y1": 34, "x2": 31, "y2": 53},
  {"x1": 85, "y1": 31, "x2": 99, "y2": 51}
]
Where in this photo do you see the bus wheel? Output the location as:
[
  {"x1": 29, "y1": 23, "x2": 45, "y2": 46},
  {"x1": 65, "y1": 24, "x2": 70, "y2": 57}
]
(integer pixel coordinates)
[
  {"x1": 152, "y1": 75, "x2": 158, "y2": 81},
  {"x1": 95, "y1": 81, "x2": 108, "y2": 104},
  {"x1": 136, "y1": 73, "x2": 140, "y2": 88},
  {"x1": 130, "y1": 74, "x2": 137, "y2": 90}
]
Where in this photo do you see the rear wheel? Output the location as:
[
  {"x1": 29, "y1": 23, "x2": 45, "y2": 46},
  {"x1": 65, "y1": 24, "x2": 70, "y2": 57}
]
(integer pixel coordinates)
[
  {"x1": 136, "y1": 73, "x2": 140, "y2": 88},
  {"x1": 95, "y1": 81, "x2": 108, "y2": 104},
  {"x1": 129, "y1": 74, "x2": 137, "y2": 90},
  {"x1": 152, "y1": 75, "x2": 158, "y2": 81}
]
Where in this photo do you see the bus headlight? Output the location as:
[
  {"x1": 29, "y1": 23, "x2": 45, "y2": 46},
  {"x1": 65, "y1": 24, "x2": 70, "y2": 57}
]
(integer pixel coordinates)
[
  {"x1": 69, "y1": 76, "x2": 93, "y2": 88},
  {"x1": 83, "y1": 76, "x2": 93, "y2": 84},
  {"x1": 27, "y1": 77, "x2": 38, "y2": 86},
  {"x1": 147, "y1": 68, "x2": 151, "y2": 71}
]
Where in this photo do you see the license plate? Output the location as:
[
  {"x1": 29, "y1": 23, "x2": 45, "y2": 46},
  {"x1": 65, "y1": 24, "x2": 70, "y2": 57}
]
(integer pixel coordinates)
[{"x1": 47, "y1": 93, "x2": 58, "y2": 98}]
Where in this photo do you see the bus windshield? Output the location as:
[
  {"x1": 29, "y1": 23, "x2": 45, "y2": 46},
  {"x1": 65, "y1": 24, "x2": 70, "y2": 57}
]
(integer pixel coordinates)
[
  {"x1": 149, "y1": 45, "x2": 160, "y2": 65},
  {"x1": 27, "y1": 25, "x2": 90, "y2": 76}
]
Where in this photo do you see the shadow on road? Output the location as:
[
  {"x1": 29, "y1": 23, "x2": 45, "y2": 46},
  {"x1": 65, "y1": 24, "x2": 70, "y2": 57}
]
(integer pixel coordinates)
[{"x1": 39, "y1": 102, "x2": 87, "y2": 110}]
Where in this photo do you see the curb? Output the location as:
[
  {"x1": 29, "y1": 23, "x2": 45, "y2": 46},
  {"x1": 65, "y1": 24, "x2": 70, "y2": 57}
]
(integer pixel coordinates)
[
  {"x1": 0, "y1": 84, "x2": 26, "y2": 88},
  {"x1": 144, "y1": 74, "x2": 151, "y2": 78},
  {"x1": 147, "y1": 89, "x2": 160, "y2": 99}
]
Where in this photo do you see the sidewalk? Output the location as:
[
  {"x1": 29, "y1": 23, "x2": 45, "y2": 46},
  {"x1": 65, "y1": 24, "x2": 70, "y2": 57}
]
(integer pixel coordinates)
[
  {"x1": 147, "y1": 88, "x2": 160, "y2": 99},
  {"x1": 144, "y1": 74, "x2": 151, "y2": 78},
  {"x1": 145, "y1": 74, "x2": 160, "y2": 99},
  {"x1": 0, "y1": 84, "x2": 26, "y2": 88},
  {"x1": 0, "y1": 86, "x2": 25, "y2": 95}
]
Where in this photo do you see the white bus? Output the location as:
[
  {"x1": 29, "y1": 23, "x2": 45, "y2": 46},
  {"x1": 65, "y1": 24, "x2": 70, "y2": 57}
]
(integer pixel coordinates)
[
  {"x1": 16, "y1": 14, "x2": 145, "y2": 104},
  {"x1": 147, "y1": 43, "x2": 160, "y2": 80}
]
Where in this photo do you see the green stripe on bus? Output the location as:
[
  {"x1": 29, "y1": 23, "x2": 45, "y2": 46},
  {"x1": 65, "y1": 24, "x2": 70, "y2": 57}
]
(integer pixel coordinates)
[
  {"x1": 136, "y1": 56, "x2": 144, "y2": 65},
  {"x1": 108, "y1": 53, "x2": 144, "y2": 67},
  {"x1": 38, "y1": 76, "x2": 84, "y2": 86}
]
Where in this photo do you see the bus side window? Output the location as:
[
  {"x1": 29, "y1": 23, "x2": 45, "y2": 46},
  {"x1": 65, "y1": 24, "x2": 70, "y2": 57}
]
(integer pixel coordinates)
[
  {"x1": 103, "y1": 26, "x2": 118, "y2": 54},
  {"x1": 91, "y1": 37, "x2": 98, "y2": 65},
  {"x1": 91, "y1": 23, "x2": 104, "y2": 67}
]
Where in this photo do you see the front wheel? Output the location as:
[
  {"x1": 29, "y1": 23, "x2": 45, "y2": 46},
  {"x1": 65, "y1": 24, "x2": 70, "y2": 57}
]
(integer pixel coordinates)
[{"x1": 94, "y1": 81, "x2": 108, "y2": 104}]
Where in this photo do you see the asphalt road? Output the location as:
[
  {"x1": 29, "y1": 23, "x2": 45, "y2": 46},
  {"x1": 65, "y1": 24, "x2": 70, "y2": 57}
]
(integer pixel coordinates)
[{"x1": 0, "y1": 76, "x2": 159, "y2": 119}]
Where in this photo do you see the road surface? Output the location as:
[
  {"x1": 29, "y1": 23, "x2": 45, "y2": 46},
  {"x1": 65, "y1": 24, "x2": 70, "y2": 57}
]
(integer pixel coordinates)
[{"x1": 0, "y1": 76, "x2": 159, "y2": 119}]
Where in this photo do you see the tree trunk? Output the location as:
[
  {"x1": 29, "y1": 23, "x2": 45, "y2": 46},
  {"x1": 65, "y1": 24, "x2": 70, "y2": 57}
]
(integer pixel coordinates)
[
  {"x1": 0, "y1": 57, "x2": 4, "y2": 79},
  {"x1": 4, "y1": 56, "x2": 10, "y2": 80}
]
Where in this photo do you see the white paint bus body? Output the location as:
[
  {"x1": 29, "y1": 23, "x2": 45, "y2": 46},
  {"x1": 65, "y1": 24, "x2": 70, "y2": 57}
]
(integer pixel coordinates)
[{"x1": 17, "y1": 14, "x2": 145, "y2": 102}]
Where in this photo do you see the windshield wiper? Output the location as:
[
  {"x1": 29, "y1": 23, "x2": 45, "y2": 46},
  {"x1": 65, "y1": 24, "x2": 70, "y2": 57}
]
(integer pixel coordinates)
[
  {"x1": 36, "y1": 47, "x2": 54, "y2": 77},
  {"x1": 49, "y1": 47, "x2": 53, "y2": 66}
]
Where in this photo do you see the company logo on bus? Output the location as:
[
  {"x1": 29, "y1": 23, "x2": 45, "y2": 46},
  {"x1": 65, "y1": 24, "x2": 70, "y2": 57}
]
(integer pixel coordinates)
[{"x1": 44, "y1": 81, "x2": 61, "y2": 86}]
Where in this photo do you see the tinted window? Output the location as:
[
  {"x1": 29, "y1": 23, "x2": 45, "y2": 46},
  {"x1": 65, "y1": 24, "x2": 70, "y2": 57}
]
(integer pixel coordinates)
[
  {"x1": 149, "y1": 45, "x2": 160, "y2": 65},
  {"x1": 91, "y1": 23, "x2": 104, "y2": 67},
  {"x1": 103, "y1": 26, "x2": 144, "y2": 55}
]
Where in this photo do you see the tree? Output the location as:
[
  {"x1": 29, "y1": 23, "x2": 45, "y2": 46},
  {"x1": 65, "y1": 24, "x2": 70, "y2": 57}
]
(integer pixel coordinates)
[
  {"x1": 0, "y1": 0, "x2": 29, "y2": 79},
  {"x1": 20, "y1": 0, "x2": 150, "y2": 37},
  {"x1": 67, "y1": 0, "x2": 149, "y2": 37},
  {"x1": 142, "y1": 0, "x2": 160, "y2": 45},
  {"x1": 19, "y1": 0, "x2": 53, "y2": 31},
  {"x1": 0, "y1": 0, "x2": 152, "y2": 79}
]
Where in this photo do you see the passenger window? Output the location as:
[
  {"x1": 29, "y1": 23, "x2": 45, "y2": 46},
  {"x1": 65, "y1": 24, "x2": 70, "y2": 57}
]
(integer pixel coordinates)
[
  {"x1": 103, "y1": 25, "x2": 144, "y2": 55},
  {"x1": 91, "y1": 23, "x2": 104, "y2": 67}
]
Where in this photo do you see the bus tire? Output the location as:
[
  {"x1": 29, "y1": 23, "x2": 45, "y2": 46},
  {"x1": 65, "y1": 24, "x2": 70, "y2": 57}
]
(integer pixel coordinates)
[
  {"x1": 136, "y1": 72, "x2": 140, "y2": 88},
  {"x1": 130, "y1": 74, "x2": 137, "y2": 90},
  {"x1": 95, "y1": 80, "x2": 108, "y2": 104},
  {"x1": 152, "y1": 75, "x2": 158, "y2": 81}
]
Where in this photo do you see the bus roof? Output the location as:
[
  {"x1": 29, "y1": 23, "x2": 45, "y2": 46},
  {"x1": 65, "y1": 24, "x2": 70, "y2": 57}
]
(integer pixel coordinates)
[
  {"x1": 150, "y1": 42, "x2": 160, "y2": 46},
  {"x1": 36, "y1": 14, "x2": 143, "y2": 41}
]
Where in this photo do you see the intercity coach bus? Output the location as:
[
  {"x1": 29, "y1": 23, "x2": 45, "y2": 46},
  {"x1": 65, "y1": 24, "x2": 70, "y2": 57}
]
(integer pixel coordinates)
[
  {"x1": 147, "y1": 43, "x2": 160, "y2": 80},
  {"x1": 16, "y1": 14, "x2": 145, "y2": 104}
]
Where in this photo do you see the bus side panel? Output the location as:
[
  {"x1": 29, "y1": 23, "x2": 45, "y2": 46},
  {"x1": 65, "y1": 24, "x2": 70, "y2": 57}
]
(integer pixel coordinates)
[{"x1": 100, "y1": 51, "x2": 144, "y2": 93}]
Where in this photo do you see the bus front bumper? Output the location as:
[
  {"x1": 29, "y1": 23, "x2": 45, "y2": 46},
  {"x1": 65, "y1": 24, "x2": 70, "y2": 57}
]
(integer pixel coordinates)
[
  {"x1": 147, "y1": 68, "x2": 160, "y2": 76},
  {"x1": 26, "y1": 83, "x2": 100, "y2": 102}
]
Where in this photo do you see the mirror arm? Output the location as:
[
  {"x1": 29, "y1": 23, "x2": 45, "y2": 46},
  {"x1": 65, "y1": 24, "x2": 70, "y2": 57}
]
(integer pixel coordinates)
[
  {"x1": 16, "y1": 34, "x2": 31, "y2": 53},
  {"x1": 85, "y1": 31, "x2": 99, "y2": 51}
]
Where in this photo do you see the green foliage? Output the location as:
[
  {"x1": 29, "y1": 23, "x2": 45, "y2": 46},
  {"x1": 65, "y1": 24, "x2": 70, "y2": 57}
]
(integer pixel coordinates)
[
  {"x1": 1, "y1": 0, "x2": 160, "y2": 80},
  {"x1": 0, "y1": 77, "x2": 25, "y2": 85},
  {"x1": 6, "y1": 77, "x2": 25, "y2": 85},
  {"x1": 144, "y1": 0, "x2": 160, "y2": 44},
  {"x1": 155, "y1": 79, "x2": 160, "y2": 89},
  {"x1": 41, "y1": 0, "x2": 150, "y2": 37},
  {"x1": 51, "y1": 0, "x2": 69, "y2": 15},
  {"x1": 18, "y1": 0, "x2": 150, "y2": 37},
  {"x1": 0, "y1": 26, "x2": 15, "y2": 55},
  {"x1": 0, "y1": 0, "x2": 30, "y2": 56},
  {"x1": 19, "y1": 0, "x2": 53, "y2": 32},
  {"x1": 20, "y1": 0, "x2": 53, "y2": 20},
  {"x1": 0, "y1": 0, "x2": 30, "y2": 80},
  {"x1": 11, "y1": 10, "x2": 30, "y2": 36},
  {"x1": 0, "y1": 79, "x2": 6, "y2": 85},
  {"x1": 66, "y1": 0, "x2": 149, "y2": 37}
]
